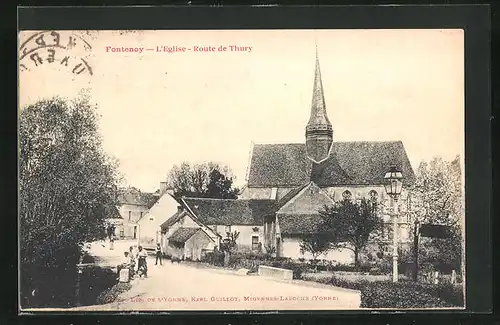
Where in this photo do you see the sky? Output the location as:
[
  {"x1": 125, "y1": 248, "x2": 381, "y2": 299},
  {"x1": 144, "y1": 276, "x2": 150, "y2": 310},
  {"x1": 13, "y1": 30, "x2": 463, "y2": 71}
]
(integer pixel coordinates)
[{"x1": 19, "y1": 29, "x2": 465, "y2": 193}]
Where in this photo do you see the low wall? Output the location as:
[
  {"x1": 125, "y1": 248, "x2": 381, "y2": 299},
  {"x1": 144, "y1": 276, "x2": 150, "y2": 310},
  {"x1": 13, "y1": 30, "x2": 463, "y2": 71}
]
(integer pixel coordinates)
[{"x1": 258, "y1": 265, "x2": 293, "y2": 280}]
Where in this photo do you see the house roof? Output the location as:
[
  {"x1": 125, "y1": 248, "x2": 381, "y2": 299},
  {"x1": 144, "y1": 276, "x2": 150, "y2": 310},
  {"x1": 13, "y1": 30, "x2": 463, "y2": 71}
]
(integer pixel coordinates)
[
  {"x1": 159, "y1": 210, "x2": 187, "y2": 229},
  {"x1": 139, "y1": 192, "x2": 181, "y2": 224},
  {"x1": 117, "y1": 187, "x2": 158, "y2": 207},
  {"x1": 266, "y1": 182, "x2": 312, "y2": 215},
  {"x1": 168, "y1": 227, "x2": 201, "y2": 243},
  {"x1": 182, "y1": 198, "x2": 275, "y2": 225},
  {"x1": 278, "y1": 213, "x2": 325, "y2": 236},
  {"x1": 247, "y1": 141, "x2": 415, "y2": 188}
]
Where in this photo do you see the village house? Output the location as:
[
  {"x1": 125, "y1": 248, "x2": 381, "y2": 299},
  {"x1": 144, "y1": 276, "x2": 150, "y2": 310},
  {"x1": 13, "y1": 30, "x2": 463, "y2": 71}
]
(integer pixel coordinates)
[
  {"x1": 104, "y1": 205, "x2": 123, "y2": 238},
  {"x1": 137, "y1": 182, "x2": 179, "y2": 250},
  {"x1": 180, "y1": 197, "x2": 275, "y2": 252},
  {"x1": 116, "y1": 187, "x2": 157, "y2": 240},
  {"x1": 160, "y1": 207, "x2": 220, "y2": 261}
]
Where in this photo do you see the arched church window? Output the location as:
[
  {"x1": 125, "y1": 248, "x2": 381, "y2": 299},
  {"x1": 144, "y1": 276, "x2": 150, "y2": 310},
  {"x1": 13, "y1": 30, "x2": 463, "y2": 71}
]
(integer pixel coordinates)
[
  {"x1": 342, "y1": 190, "x2": 352, "y2": 201},
  {"x1": 369, "y1": 190, "x2": 378, "y2": 202}
]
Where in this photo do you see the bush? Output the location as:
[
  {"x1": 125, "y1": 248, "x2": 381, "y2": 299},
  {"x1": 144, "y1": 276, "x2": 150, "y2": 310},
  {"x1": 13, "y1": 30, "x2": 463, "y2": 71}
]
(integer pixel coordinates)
[
  {"x1": 201, "y1": 251, "x2": 225, "y2": 266},
  {"x1": 326, "y1": 276, "x2": 464, "y2": 308},
  {"x1": 361, "y1": 281, "x2": 453, "y2": 308},
  {"x1": 368, "y1": 267, "x2": 384, "y2": 276},
  {"x1": 270, "y1": 260, "x2": 309, "y2": 279}
]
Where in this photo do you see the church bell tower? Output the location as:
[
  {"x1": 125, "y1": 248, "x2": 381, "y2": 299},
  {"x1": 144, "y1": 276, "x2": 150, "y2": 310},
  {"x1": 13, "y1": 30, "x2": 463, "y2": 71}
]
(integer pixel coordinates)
[{"x1": 305, "y1": 47, "x2": 333, "y2": 163}]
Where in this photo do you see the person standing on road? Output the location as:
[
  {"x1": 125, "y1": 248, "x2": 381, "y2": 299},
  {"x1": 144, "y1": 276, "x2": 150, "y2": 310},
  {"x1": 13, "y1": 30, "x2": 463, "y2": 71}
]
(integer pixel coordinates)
[
  {"x1": 136, "y1": 246, "x2": 148, "y2": 278},
  {"x1": 129, "y1": 246, "x2": 136, "y2": 277},
  {"x1": 155, "y1": 243, "x2": 163, "y2": 265}
]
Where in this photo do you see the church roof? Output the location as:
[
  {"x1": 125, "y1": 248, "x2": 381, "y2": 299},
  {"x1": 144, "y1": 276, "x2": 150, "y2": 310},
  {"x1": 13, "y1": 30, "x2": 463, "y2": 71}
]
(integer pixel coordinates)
[
  {"x1": 307, "y1": 47, "x2": 331, "y2": 129},
  {"x1": 182, "y1": 198, "x2": 275, "y2": 226},
  {"x1": 247, "y1": 141, "x2": 415, "y2": 188}
]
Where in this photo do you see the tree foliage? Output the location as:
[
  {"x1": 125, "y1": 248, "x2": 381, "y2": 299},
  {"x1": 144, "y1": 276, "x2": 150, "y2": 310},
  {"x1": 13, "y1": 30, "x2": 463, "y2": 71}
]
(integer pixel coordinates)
[
  {"x1": 411, "y1": 156, "x2": 463, "y2": 271},
  {"x1": 299, "y1": 232, "x2": 332, "y2": 260},
  {"x1": 19, "y1": 96, "x2": 120, "y2": 268},
  {"x1": 319, "y1": 198, "x2": 382, "y2": 267},
  {"x1": 166, "y1": 162, "x2": 239, "y2": 199}
]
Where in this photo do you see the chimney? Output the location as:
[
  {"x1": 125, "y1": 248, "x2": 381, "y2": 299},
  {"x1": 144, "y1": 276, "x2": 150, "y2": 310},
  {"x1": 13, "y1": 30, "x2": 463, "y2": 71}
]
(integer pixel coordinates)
[
  {"x1": 160, "y1": 182, "x2": 167, "y2": 195},
  {"x1": 177, "y1": 205, "x2": 183, "y2": 213}
]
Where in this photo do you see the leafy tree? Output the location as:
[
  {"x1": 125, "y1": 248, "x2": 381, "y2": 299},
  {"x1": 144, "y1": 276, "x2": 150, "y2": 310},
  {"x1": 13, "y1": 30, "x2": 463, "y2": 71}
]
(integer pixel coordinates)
[
  {"x1": 320, "y1": 198, "x2": 381, "y2": 267},
  {"x1": 220, "y1": 231, "x2": 240, "y2": 267},
  {"x1": 410, "y1": 156, "x2": 463, "y2": 273},
  {"x1": 19, "y1": 95, "x2": 120, "y2": 269},
  {"x1": 299, "y1": 232, "x2": 332, "y2": 260},
  {"x1": 166, "y1": 162, "x2": 239, "y2": 199}
]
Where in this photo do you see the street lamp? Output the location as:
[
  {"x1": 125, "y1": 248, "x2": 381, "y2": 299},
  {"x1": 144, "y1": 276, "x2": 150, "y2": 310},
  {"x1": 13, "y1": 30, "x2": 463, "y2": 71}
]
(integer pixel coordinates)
[{"x1": 384, "y1": 165, "x2": 404, "y2": 283}]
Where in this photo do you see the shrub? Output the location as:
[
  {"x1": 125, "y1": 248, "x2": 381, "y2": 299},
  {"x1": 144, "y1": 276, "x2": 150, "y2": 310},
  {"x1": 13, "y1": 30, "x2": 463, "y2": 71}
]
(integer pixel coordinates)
[
  {"x1": 270, "y1": 260, "x2": 309, "y2": 279},
  {"x1": 361, "y1": 281, "x2": 453, "y2": 308},
  {"x1": 326, "y1": 276, "x2": 463, "y2": 308},
  {"x1": 368, "y1": 267, "x2": 384, "y2": 276}
]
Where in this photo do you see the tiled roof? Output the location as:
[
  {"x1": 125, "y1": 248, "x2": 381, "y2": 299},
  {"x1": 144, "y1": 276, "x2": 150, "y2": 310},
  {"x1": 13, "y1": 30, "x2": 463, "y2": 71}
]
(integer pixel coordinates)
[
  {"x1": 117, "y1": 187, "x2": 157, "y2": 207},
  {"x1": 168, "y1": 227, "x2": 200, "y2": 243},
  {"x1": 247, "y1": 141, "x2": 415, "y2": 187},
  {"x1": 278, "y1": 213, "x2": 325, "y2": 236},
  {"x1": 159, "y1": 210, "x2": 186, "y2": 229},
  {"x1": 182, "y1": 198, "x2": 275, "y2": 225},
  {"x1": 266, "y1": 182, "x2": 311, "y2": 216}
]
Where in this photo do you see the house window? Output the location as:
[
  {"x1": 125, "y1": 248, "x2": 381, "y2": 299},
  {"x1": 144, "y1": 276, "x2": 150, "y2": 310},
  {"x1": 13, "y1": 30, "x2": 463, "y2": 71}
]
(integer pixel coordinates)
[
  {"x1": 369, "y1": 190, "x2": 378, "y2": 203},
  {"x1": 270, "y1": 187, "x2": 278, "y2": 200},
  {"x1": 252, "y1": 236, "x2": 259, "y2": 251},
  {"x1": 342, "y1": 190, "x2": 352, "y2": 201},
  {"x1": 149, "y1": 216, "x2": 155, "y2": 221},
  {"x1": 225, "y1": 225, "x2": 231, "y2": 233},
  {"x1": 128, "y1": 211, "x2": 132, "y2": 221}
]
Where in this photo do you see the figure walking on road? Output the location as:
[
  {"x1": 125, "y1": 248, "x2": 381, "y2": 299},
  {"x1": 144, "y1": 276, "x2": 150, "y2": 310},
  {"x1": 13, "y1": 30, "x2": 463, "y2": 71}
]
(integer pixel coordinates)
[{"x1": 155, "y1": 243, "x2": 163, "y2": 265}]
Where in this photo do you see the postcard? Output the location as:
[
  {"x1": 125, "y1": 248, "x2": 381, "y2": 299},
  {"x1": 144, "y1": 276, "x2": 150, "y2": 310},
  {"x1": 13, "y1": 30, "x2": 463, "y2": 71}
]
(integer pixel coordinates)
[{"x1": 19, "y1": 29, "x2": 466, "y2": 312}]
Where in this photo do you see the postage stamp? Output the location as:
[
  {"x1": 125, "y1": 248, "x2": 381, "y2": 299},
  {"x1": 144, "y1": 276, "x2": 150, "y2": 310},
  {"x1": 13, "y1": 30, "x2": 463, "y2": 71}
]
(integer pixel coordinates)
[{"x1": 18, "y1": 29, "x2": 466, "y2": 312}]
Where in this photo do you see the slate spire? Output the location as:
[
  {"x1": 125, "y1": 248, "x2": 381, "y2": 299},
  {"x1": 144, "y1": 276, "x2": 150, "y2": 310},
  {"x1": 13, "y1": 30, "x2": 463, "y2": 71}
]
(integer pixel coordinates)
[{"x1": 305, "y1": 44, "x2": 333, "y2": 164}]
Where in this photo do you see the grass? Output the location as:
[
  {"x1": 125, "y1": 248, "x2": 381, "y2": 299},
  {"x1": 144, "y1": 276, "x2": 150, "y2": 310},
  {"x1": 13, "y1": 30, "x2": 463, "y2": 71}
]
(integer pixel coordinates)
[{"x1": 95, "y1": 282, "x2": 133, "y2": 305}]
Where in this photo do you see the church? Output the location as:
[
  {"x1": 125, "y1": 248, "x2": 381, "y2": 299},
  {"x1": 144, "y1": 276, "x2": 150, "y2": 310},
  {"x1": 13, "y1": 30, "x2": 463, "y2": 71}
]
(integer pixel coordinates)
[
  {"x1": 238, "y1": 49, "x2": 416, "y2": 260},
  {"x1": 152, "y1": 49, "x2": 416, "y2": 263}
]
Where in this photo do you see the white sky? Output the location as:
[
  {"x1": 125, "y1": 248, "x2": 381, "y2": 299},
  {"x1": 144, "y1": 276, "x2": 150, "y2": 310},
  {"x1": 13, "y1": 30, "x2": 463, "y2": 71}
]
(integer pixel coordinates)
[{"x1": 19, "y1": 29, "x2": 464, "y2": 193}]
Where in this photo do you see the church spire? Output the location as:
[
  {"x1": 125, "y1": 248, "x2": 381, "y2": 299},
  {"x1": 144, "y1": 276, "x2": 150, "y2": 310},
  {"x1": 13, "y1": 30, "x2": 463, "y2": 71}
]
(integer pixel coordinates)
[{"x1": 305, "y1": 45, "x2": 333, "y2": 164}]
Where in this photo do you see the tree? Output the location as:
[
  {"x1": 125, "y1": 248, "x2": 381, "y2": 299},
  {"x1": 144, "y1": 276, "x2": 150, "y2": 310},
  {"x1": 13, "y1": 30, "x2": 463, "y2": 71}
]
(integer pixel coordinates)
[
  {"x1": 220, "y1": 231, "x2": 240, "y2": 267},
  {"x1": 19, "y1": 95, "x2": 120, "y2": 268},
  {"x1": 299, "y1": 232, "x2": 332, "y2": 261},
  {"x1": 410, "y1": 156, "x2": 463, "y2": 273},
  {"x1": 320, "y1": 198, "x2": 381, "y2": 267},
  {"x1": 166, "y1": 162, "x2": 239, "y2": 199}
]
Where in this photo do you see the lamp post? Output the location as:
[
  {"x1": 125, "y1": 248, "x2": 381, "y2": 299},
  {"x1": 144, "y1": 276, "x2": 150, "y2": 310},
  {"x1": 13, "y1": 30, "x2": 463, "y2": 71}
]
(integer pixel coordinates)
[{"x1": 384, "y1": 165, "x2": 404, "y2": 283}]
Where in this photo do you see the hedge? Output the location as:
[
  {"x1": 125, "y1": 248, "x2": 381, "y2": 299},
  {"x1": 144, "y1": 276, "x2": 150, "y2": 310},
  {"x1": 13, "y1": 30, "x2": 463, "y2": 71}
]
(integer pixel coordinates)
[{"x1": 327, "y1": 276, "x2": 463, "y2": 308}]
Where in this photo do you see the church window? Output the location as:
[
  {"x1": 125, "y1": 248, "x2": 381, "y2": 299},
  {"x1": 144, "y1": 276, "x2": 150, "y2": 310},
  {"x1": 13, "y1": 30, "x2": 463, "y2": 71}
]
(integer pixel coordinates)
[
  {"x1": 225, "y1": 225, "x2": 231, "y2": 233},
  {"x1": 369, "y1": 190, "x2": 378, "y2": 202},
  {"x1": 342, "y1": 190, "x2": 352, "y2": 201}
]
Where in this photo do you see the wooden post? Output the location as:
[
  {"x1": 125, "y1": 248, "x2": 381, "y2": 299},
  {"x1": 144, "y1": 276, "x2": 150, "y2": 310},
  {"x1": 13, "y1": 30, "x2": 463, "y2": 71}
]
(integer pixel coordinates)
[
  {"x1": 412, "y1": 220, "x2": 419, "y2": 281},
  {"x1": 451, "y1": 269, "x2": 457, "y2": 284}
]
